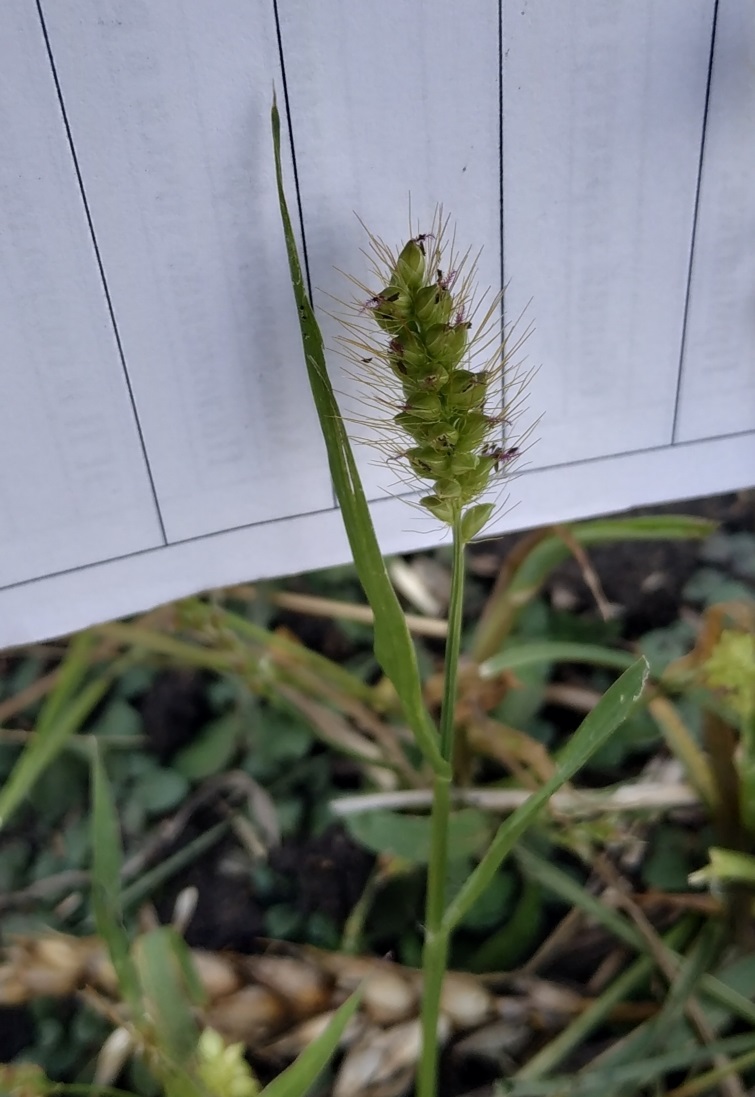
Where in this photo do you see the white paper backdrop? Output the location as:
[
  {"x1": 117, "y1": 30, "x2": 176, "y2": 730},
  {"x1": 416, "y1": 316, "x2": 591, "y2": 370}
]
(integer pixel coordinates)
[{"x1": 0, "y1": 0, "x2": 753, "y2": 647}]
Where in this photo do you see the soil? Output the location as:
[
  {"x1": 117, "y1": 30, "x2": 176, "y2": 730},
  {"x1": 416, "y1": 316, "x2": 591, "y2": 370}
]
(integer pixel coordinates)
[
  {"x1": 471, "y1": 490, "x2": 755, "y2": 637},
  {"x1": 1, "y1": 488, "x2": 753, "y2": 1089}
]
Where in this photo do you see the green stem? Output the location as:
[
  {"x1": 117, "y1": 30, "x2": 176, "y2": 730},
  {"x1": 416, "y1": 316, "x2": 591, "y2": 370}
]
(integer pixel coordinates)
[
  {"x1": 440, "y1": 520, "x2": 465, "y2": 762},
  {"x1": 417, "y1": 771, "x2": 452, "y2": 1097},
  {"x1": 417, "y1": 514, "x2": 465, "y2": 1097}
]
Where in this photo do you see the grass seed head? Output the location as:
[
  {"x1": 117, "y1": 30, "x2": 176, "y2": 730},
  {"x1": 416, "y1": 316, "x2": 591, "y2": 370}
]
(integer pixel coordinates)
[
  {"x1": 196, "y1": 1027, "x2": 260, "y2": 1097},
  {"x1": 337, "y1": 209, "x2": 529, "y2": 541}
]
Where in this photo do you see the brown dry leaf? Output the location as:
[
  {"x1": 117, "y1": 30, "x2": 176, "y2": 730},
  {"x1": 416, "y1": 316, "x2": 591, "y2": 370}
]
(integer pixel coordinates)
[
  {"x1": 552, "y1": 524, "x2": 613, "y2": 622},
  {"x1": 261, "y1": 1008, "x2": 366, "y2": 1061},
  {"x1": 466, "y1": 715, "x2": 559, "y2": 789},
  {"x1": 333, "y1": 1016, "x2": 450, "y2": 1097},
  {"x1": 425, "y1": 658, "x2": 517, "y2": 718},
  {"x1": 205, "y1": 983, "x2": 290, "y2": 1044},
  {"x1": 0, "y1": 1062, "x2": 50, "y2": 1097},
  {"x1": 0, "y1": 929, "x2": 658, "y2": 1093}
]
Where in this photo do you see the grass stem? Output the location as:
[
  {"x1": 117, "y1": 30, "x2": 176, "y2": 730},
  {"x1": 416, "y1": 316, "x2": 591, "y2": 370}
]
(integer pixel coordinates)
[{"x1": 417, "y1": 514, "x2": 465, "y2": 1097}]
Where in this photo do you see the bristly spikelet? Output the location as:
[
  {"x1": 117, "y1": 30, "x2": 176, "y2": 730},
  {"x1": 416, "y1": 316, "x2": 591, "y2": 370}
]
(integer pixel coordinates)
[{"x1": 335, "y1": 209, "x2": 530, "y2": 543}]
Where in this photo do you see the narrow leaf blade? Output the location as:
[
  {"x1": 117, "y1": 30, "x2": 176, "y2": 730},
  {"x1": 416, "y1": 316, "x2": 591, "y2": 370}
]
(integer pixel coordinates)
[
  {"x1": 90, "y1": 742, "x2": 142, "y2": 1014},
  {"x1": 262, "y1": 989, "x2": 362, "y2": 1097},
  {"x1": 135, "y1": 927, "x2": 200, "y2": 1063},
  {"x1": 0, "y1": 633, "x2": 106, "y2": 828},
  {"x1": 443, "y1": 657, "x2": 649, "y2": 931},
  {"x1": 480, "y1": 641, "x2": 637, "y2": 677},
  {"x1": 271, "y1": 98, "x2": 443, "y2": 775}
]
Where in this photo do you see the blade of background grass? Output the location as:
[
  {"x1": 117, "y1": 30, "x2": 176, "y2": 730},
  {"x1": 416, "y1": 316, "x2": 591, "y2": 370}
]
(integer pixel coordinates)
[
  {"x1": 135, "y1": 927, "x2": 202, "y2": 1063},
  {"x1": 516, "y1": 844, "x2": 755, "y2": 1029},
  {"x1": 442, "y1": 657, "x2": 649, "y2": 930},
  {"x1": 513, "y1": 919, "x2": 694, "y2": 1082},
  {"x1": 262, "y1": 988, "x2": 362, "y2": 1097},
  {"x1": 515, "y1": 843, "x2": 658, "y2": 952},
  {"x1": 497, "y1": 1033, "x2": 755, "y2": 1096},
  {"x1": 631, "y1": 920, "x2": 726, "y2": 1056},
  {"x1": 91, "y1": 758, "x2": 210, "y2": 1097},
  {"x1": 587, "y1": 923, "x2": 748, "y2": 1097},
  {"x1": 271, "y1": 98, "x2": 444, "y2": 776},
  {"x1": 118, "y1": 820, "x2": 229, "y2": 916},
  {"x1": 649, "y1": 694, "x2": 718, "y2": 810},
  {"x1": 666, "y1": 1046, "x2": 755, "y2": 1097},
  {"x1": 80, "y1": 820, "x2": 229, "y2": 933},
  {"x1": 90, "y1": 741, "x2": 142, "y2": 1017},
  {"x1": 205, "y1": 602, "x2": 379, "y2": 704},
  {"x1": 0, "y1": 632, "x2": 110, "y2": 829},
  {"x1": 480, "y1": 640, "x2": 637, "y2": 677}
]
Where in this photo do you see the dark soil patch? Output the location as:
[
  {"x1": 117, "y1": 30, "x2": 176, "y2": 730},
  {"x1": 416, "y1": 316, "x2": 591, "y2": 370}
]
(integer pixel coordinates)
[
  {"x1": 0, "y1": 1006, "x2": 34, "y2": 1061},
  {"x1": 139, "y1": 667, "x2": 214, "y2": 761},
  {"x1": 268, "y1": 826, "x2": 374, "y2": 925},
  {"x1": 470, "y1": 490, "x2": 754, "y2": 636},
  {"x1": 152, "y1": 824, "x2": 372, "y2": 953}
]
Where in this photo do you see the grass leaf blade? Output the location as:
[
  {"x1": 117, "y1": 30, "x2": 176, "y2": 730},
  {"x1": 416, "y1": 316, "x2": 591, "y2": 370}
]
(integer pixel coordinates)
[
  {"x1": 271, "y1": 97, "x2": 444, "y2": 775},
  {"x1": 443, "y1": 657, "x2": 649, "y2": 931},
  {"x1": 262, "y1": 988, "x2": 362, "y2": 1097},
  {"x1": 0, "y1": 632, "x2": 107, "y2": 829},
  {"x1": 90, "y1": 741, "x2": 142, "y2": 1016},
  {"x1": 480, "y1": 641, "x2": 637, "y2": 677}
]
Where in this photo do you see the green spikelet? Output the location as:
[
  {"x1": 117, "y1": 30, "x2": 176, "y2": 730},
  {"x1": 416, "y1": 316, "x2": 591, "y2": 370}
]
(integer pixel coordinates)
[{"x1": 336, "y1": 210, "x2": 529, "y2": 542}]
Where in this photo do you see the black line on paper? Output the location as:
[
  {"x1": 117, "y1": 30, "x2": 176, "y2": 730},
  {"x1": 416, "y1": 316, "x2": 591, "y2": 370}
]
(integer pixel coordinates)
[
  {"x1": 498, "y1": 0, "x2": 505, "y2": 299},
  {"x1": 34, "y1": 1, "x2": 169, "y2": 545},
  {"x1": 671, "y1": 0, "x2": 719, "y2": 444},
  {"x1": 0, "y1": 498, "x2": 342, "y2": 594},
  {"x1": 498, "y1": 0, "x2": 507, "y2": 448},
  {"x1": 271, "y1": 3, "x2": 310, "y2": 291},
  {"x1": 2, "y1": 426, "x2": 753, "y2": 596},
  {"x1": 271, "y1": 1, "x2": 338, "y2": 512}
]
